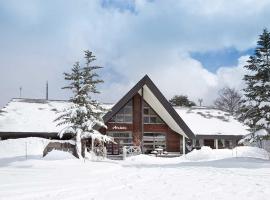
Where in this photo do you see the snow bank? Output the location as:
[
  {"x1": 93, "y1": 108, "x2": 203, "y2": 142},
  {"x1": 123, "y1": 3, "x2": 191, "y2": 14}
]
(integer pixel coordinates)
[
  {"x1": 43, "y1": 150, "x2": 76, "y2": 160},
  {"x1": 0, "y1": 137, "x2": 50, "y2": 158},
  {"x1": 185, "y1": 146, "x2": 270, "y2": 161},
  {"x1": 0, "y1": 137, "x2": 74, "y2": 159}
]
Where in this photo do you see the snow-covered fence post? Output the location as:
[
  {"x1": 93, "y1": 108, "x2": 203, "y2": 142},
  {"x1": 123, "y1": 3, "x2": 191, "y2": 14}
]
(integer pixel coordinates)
[{"x1": 123, "y1": 146, "x2": 127, "y2": 160}]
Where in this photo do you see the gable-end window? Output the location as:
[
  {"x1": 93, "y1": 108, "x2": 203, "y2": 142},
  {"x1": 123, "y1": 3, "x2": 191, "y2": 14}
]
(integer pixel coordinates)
[
  {"x1": 143, "y1": 102, "x2": 164, "y2": 124},
  {"x1": 109, "y1": 100, "x2": 133, "y2": 123}
]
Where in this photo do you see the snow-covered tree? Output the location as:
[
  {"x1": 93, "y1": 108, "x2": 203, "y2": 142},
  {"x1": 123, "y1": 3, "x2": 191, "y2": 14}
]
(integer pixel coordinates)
[
  {"x1": 240, "y1": 29, "x2": 270, "y2": 131},
  {"x1": 55, "y1": 50, "x2": 112, "y2": 159},
  {"x1": 239, "y1": 129, "x2": 269, "y2": 148},
  {"x1": 214, "y1": 87, "x2": 242, "y2": 115}
]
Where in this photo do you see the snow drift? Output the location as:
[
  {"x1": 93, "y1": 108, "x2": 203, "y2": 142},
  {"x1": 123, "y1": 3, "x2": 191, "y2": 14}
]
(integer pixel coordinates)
[
  {"x1": 43, "y1": 150, "x2": 76, "y2": 160},
  {"x1": 185, "y1": 146, "x2": 270, "y2": 161}
]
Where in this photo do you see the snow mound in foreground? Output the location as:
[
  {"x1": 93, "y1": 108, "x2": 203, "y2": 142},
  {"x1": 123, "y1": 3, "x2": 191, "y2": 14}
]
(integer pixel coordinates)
[
  {"x1": 185, "y1": 146, "x2": 270, "y2": 161},
  {"x1": 43, "y1": 150, "x2": 76, "y2": 160}
]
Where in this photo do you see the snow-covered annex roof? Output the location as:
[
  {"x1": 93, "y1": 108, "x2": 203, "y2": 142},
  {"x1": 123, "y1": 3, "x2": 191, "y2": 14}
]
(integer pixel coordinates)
[
  {"x1": 174, "y1": 107, "x2": 250, "y2": 136},
  {"x1": 0, "y1": 98, "x2": 250, "y2": 137},
  {"x1": 0, "y1": 98, "x2": 113, "y2": 133}
]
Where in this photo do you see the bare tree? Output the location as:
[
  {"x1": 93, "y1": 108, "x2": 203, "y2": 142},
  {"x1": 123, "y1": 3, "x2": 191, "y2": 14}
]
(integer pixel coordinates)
[{"x1": 214, "y1": 87, "x2": 242, "y2": 115}]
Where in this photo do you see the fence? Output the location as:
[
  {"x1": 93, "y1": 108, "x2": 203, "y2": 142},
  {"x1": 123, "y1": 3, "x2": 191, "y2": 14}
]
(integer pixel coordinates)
[{"x1": 122, "y1": 146, "x2": 141, "y2": 160}]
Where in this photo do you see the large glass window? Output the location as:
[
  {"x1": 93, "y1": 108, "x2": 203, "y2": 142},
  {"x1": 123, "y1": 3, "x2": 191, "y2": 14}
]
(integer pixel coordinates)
[
  {"x1": 143, "y1": 132, "x2": 166, "y2": 154},
  {"x1": 109, "y1": 100, "x2": 133, "y2": 123},
  {"x1": 107, "y1": 132, "x2": 133, "y2": 155},
  {"x1": 143, "y1": 102, "x2": 164, "y2": 124}
]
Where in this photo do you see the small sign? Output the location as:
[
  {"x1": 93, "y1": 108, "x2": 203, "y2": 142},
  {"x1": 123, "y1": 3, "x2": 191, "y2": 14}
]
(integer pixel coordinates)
[{"x1": 112, "y1": 125, "x2": 127, "y2": 130}]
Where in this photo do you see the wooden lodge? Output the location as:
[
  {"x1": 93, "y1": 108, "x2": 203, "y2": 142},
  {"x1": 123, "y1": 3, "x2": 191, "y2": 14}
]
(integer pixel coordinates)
[{"x1": 0, "y1": 75, "x2": 250, "y2": 155}]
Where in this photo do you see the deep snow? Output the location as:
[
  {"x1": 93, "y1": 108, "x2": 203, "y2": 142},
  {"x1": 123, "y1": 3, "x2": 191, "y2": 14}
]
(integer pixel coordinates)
[{"x1": 0, "y1": 138, "x2": 270, "y2": 200}]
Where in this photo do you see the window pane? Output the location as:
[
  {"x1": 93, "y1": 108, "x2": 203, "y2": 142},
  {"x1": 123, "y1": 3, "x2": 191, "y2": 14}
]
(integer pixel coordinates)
[
  {"x1": 124, "y1": 116, "x2": 132, "y2": 123},
  {"x1": 143, "y1": 101, "x2": 164, "y2": 124},
  {"x1": 149, "y1": 109, "x2": 156, "y2": 115},
  {"x1": 150, "y1": 117, "x2": 157, "y2": 123},
  {"x1": 116, "y1": 115, "x2": 124, "y2": 122},
  {"x1": 109, "y1": 100, "x2": 133, "y2": 123},
  {"x1": 124, "y1": 107, "x2": 132, "y2": 114},
  {"x1": 156, "y1": 117, "x2": 163, "y2": 123},
  {"x1": 144, "y1": 108, "x2": 149, "y2": 115},
  {"x1": 144, "y1": 117, "x2": 149, "y2": 123}
]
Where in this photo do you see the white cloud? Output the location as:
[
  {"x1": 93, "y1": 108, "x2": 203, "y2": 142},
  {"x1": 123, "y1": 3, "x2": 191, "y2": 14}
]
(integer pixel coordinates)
[
  {"x1": 99, "y1": 49, "x2": 249, "y2": 105},
  {"x1": 0, "y1": 0, "x2": 267, "y2": 107}
]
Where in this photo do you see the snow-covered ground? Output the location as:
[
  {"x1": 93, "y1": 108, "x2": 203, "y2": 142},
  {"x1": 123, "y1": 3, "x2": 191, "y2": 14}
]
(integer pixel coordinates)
[{"x1": 0, "y1": 138, "x2": 270, "y2": 200}]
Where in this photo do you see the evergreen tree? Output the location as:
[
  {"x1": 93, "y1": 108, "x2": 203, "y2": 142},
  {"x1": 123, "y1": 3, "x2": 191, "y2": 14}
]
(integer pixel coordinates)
[
  {"x1": 214, "y1": 87, "x2": 242, "y2": 115},
  {"x1": 169, "y1": 95, "x2": 196, "y2": 107},
  {"x1": 240, "y1": 29, "x2": 270, "y2": 131},
  {"x1": 55, "y1": 50, "x2": 111, "y2": 159}
]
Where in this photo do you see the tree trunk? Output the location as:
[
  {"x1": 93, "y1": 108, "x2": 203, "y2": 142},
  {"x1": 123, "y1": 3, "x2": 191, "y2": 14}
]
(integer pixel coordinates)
[{"x1": 76, "y1": 131, "x2": 82, "y2": 159}]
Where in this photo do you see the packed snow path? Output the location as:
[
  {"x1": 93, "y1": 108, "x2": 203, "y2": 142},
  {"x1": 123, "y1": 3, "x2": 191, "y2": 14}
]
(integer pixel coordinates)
[{"x1": 0, "y1": 155, "x2": 270, "y2": 200}]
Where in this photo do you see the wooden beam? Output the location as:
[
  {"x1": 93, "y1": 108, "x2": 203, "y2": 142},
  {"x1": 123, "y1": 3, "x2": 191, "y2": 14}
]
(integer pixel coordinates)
[
  {"x1": 215, "y1": 139, "x2": 218, "y2": 149},
  {"x1": 183, "y1": 136, "x2": 186, "y2": 155},
  {"x1": 141, "y1": 87, "x2": 144, "y2": 153}
]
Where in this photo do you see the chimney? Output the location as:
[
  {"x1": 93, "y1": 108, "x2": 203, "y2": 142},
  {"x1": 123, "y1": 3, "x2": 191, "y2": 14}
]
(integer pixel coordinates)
[{"x1": 46, "y1": 81, "x2": 48, "y2": 100}]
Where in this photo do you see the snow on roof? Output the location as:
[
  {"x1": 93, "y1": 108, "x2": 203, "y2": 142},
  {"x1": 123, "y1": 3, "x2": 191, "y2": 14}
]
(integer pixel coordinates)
[
  {"x1": 0, "y1": 98, "x2": 250, "y2": 137},
  {"x1": 174, "y1": 107, "x2": 250, "y2": 136},
  {"x1": 0, "y1": 98, "x2": 114, "y2": 133}
]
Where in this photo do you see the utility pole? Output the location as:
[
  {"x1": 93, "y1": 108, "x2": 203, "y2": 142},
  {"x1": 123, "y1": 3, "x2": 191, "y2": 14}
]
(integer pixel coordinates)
[
  {"x1": 19, "y1": 87, "x2": 22, "y2": 98},
  {"x1": 46, "y1": 81, "x2": 48, "y2": 100}
]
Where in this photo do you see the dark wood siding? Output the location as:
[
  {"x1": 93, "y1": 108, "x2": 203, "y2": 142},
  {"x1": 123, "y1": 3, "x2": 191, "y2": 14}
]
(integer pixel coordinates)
[{"x1": 103, "y1": 93, "x2": 181, "y2": 152}]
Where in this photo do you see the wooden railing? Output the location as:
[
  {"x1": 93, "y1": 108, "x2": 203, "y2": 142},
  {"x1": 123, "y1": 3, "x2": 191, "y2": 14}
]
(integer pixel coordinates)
[{"x1": 123, "y1": 146, "x2": 141, "y2": 160}]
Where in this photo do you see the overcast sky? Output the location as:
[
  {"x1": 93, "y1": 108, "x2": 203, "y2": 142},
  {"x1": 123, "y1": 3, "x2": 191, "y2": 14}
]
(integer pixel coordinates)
[{"x1": 1, "y1": 0, "x2": 270, "y2": 108}]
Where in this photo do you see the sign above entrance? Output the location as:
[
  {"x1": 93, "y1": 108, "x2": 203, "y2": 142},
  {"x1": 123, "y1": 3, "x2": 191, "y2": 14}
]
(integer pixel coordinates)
[{"x1": 112, "y1": 125, "x2": 127, "y2": 130}]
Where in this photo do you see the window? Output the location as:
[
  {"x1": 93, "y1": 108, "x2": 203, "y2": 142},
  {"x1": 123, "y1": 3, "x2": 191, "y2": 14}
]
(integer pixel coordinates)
[
  {"x1": 107, "y1": 132, "x2": 133, "y2": 155},
  {"x1": 143, "y1": 132, "x2": 166, "y2": 154},
  {"x1": 109, "y1": 100, "x2": 133, "y2": 123},
  {"x1": 143, "y1": 102, "x2": 164, "y2": 124}
]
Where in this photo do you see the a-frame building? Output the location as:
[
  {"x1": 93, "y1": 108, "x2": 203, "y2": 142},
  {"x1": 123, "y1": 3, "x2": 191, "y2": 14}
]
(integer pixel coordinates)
[{"x1": 101, "y1": 75, "x2": 195, "y2": 155}]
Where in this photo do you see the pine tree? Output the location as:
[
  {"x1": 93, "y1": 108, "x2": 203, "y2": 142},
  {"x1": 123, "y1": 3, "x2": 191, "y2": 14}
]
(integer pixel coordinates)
[
  {"x1": 55, "y1": 50, "x2": 111, "y2": 159},
  {"x1": 169, "y1": 95, "x2": 196, "y2": 107},
  {"x1": 240, "y1": 29, "x2": 270, "y2": 131}
]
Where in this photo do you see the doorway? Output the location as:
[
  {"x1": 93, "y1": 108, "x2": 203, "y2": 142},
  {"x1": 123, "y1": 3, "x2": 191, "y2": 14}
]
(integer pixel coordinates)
[{"x1": 204, "y1": 139, "x2": 215, "y2": 149}]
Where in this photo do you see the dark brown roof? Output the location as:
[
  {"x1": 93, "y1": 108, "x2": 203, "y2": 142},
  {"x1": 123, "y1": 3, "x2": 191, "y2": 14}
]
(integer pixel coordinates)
[{"x1": 103, "y1": 75, "x2": 195, "y2": 139}]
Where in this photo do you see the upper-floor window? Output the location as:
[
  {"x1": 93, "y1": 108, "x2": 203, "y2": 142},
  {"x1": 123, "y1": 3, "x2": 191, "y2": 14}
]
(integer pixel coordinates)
[
  {"x1": 109, "y1": 100, "x2": 133, "y2": 123},
  {"x1": 143, "y1": 102, "x2": 164, "y2": 124}
]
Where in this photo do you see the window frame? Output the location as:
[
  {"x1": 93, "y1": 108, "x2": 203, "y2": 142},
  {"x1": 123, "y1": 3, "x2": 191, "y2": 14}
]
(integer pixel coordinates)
[
  {"x1": 143, "y1": 103, "x2": 165, "y2": 125},
  {"x1": 109, "y1": 100, "x2": 133, "y2": 124},
  {"x1": 142, "y1": 132, "x2": 167, "y2": 153}
]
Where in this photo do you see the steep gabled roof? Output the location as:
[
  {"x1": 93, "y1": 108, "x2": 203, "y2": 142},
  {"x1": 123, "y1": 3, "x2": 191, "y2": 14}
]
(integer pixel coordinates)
[{"x1": 103, "y1": 75, "x2": 195, "y2": 139}]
